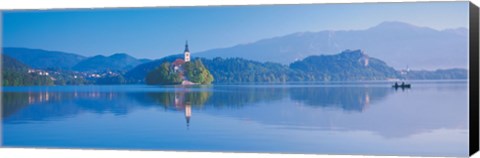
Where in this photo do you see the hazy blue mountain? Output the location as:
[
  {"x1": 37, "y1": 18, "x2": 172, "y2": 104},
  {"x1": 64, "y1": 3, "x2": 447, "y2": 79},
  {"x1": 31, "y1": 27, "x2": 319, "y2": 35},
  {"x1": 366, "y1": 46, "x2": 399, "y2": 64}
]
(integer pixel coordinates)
[
  {"x1": 125, "y1": 54, "x2": 183, "y2": 83},
  {"x1": 2, "y1": 54, "x2": 29, "y2": 71},
  {"x1": 2, "y1": 47, "x2": 86, "y2": 70},
  {"x1": 195, "y1": 21, "x2": 468, "y2": 70},
  {"x1": 72, "y1": 53, "x2": 151, "y2": 72}
]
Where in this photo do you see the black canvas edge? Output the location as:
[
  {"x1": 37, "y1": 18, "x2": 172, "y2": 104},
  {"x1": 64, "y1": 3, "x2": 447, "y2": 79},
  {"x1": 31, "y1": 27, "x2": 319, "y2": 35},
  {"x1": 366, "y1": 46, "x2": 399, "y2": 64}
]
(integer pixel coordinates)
[{"x1": 470, "y1": 1, "x2": 480, "y2": 157}]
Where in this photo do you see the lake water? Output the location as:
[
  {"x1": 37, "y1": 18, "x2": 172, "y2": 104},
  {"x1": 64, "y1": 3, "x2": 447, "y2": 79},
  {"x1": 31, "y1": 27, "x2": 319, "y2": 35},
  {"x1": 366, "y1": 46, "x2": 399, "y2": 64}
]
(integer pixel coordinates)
[{"x1": 1, "y1": 81, "x2": 469, "y2": 157}]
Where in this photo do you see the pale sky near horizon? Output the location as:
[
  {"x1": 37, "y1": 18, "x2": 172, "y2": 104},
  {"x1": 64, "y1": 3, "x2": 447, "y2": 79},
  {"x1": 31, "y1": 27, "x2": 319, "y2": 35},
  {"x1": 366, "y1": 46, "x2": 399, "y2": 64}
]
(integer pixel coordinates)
[{"x1": 1, "y1": 1, "x2": 469, "y2": 59}]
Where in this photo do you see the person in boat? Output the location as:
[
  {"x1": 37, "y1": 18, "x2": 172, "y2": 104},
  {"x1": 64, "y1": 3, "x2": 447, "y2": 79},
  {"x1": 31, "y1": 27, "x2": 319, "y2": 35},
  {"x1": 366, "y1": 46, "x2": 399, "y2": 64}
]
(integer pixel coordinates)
[
  {"x1": 401, "y1": 82, "x2": 405, "y2": 87},
  {"x1": 394, "y1": 82, "x2": 399, "y2": 87}
]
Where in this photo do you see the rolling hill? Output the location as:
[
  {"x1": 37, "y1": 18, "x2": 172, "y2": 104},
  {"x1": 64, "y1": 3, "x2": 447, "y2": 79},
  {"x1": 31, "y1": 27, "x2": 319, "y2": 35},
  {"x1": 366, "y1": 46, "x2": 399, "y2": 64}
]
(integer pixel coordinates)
[
  {"x1": 2, "y1": 47, "x2": 150, "y2": 72},
  {"x1": 1, "y1": 54, "x2": 54, "y2": 86},
  {"x1": 2, "y1": 47, "x2": 86, "y2": 70},
  {"x1": 72, "y1": 53, "x2": 151, "y2": 72}
]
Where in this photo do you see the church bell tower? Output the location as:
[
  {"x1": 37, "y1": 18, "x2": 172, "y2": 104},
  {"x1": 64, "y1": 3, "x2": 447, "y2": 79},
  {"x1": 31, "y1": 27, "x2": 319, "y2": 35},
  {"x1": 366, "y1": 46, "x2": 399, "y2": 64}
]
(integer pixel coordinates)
[{"x1": 184, "y1": 40, "x2": 190, "y2": 62}]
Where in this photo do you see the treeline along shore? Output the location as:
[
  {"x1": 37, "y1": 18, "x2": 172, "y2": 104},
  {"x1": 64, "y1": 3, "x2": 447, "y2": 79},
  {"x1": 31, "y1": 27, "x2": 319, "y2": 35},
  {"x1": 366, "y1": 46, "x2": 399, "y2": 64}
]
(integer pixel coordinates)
[{"x1": 1, "y1": 48, "x2": 468, "y2": 86}]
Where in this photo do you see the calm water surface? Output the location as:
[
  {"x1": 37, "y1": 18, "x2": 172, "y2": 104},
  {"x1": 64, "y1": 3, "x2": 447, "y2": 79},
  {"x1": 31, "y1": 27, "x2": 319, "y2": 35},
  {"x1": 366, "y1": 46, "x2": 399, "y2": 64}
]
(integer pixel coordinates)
[{"x1": 1, "y1": 81, "x2": 469, "y2": 156}]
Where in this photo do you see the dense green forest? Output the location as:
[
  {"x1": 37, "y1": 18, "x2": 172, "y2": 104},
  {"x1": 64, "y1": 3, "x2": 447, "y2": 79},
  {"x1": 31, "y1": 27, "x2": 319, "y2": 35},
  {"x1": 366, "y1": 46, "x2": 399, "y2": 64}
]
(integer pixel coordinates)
[
  {"x1": 200, "y1": 57, "x2": 297, "y2": 83},
  {"x1": 289, "y1": 50, "x2": 398, "y2": 81},
  {"x1": 2, "y1": 54, "x2": 90, "y2": 86},
  {"x1": 198, "y1": 50, "x2": 399, "y2": 83},
  {"x1": 126, "y1": 54, "x2": 183, "y2": 83},
  {"x1": 2, "y1": 55, "x2": 54, "y2": 86},
  {"x1": 95, "y1": 74, "x2": 128, "y2": 85},
  {"x1": 403, "y1": 69, "x2": 468, "y2": 80},
  {"x1": 146, "y1": 62, "x2": 182, "y2": 85},
  {"x1": 183, "y1": 60, "x2": 214, "y2": 84}
]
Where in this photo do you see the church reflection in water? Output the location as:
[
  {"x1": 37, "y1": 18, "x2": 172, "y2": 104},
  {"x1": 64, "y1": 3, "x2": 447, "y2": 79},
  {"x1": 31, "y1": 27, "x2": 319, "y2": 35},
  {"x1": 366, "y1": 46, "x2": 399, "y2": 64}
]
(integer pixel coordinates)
[
  {"x1": 144, "y1": 88, "x2": 213, "y2": 127},
  {"x1": 173, "y1": 90, "x2": 192, "y2": 127}
]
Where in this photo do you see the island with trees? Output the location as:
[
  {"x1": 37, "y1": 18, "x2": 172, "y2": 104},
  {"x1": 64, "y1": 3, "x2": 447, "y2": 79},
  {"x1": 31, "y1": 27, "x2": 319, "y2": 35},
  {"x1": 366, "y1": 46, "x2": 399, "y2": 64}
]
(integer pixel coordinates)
[{"x1": 145, "y1": 41, "x2": 214, "y2": 85}]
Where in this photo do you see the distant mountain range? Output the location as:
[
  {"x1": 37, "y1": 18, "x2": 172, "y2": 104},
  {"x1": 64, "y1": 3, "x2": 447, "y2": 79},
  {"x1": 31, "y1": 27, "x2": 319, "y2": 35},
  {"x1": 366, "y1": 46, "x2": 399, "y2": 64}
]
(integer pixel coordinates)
[
  {"x1": 2, "y1": 47, "x2": 86, "y2": 70},
  {"x1": 2, "y1": 47, "x2": 150, "y2": 72},
  {"x1": 195, "y1": 21, "x2": 468, "y2": 70},
  {"x1": 72, "y1": 53, "x2": 151, "y2": 72},
  {"x1": 1, "y1": 21, "x2": 469, "y2": 85},
  {"x1": 3, "y1": 21, "x2": 467, "y2": 71}
]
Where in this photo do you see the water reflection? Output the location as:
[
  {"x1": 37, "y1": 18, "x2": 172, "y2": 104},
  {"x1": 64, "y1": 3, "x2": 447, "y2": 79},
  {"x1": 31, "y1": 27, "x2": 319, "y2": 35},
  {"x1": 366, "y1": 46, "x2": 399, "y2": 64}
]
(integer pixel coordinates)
[
  {"x1": 1, "y1": 83, "x2": 468, "y2": 156},
  {"x1": 3, "y1": 91, "x2": 142, "y2": 121},
  {"x1": 1, "y1": 83, "x2": 467, "y2": 138},
  {"x1": 146, "y1": 90, "x2": 212, "y2": 127},
  {"x1": 2, "y1": 86, "x2": 393, "y2": 120},
  {"x1": 289, "y1": 87, "x2": 390, "y2": 112},
  {"x1": 3, "y1": 92, "x2": 30, "y2": 118}
]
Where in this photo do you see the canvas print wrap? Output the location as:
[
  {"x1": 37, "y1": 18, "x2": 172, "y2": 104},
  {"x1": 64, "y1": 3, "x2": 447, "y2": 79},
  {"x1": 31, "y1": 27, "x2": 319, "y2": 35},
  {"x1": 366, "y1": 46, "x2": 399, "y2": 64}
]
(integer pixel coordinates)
[{"x1": 0, "y1": 2, "x2": 473, "y2": 157}]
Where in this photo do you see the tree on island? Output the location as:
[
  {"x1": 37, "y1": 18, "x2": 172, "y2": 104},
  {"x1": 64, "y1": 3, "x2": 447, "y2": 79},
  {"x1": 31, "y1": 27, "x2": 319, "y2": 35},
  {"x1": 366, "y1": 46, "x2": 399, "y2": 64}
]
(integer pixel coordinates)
[
  {"x1": 145, "y1": 59, "x2": 214, "y2": 85},
  {"x1": 146, "y1": 62, "x2": 182, "y2": 85},
  {"x1": 183, "y1": 60, "x2": 214, "y2": 84}
]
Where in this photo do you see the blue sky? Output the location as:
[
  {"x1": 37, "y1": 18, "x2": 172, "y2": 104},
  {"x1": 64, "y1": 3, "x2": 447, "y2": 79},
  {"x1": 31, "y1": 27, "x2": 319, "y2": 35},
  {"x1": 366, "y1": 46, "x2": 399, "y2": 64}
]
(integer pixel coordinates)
[{"x1": 2, "y1": 1, "x2": 469, "y2": 59}]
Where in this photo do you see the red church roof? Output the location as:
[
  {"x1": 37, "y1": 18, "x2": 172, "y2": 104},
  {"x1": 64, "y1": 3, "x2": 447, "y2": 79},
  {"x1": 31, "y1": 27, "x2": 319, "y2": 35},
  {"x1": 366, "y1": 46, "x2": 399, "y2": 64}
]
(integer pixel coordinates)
[{"x1": 173, "y1": 59, "x2": 185, "y2": 66}]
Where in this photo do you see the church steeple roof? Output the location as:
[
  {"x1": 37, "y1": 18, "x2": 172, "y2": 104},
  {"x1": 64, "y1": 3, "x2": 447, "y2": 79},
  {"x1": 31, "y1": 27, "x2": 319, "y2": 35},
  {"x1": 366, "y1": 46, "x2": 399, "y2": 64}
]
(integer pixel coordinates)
[{"x1": 184, "y1": 40, "x2": 189, "y2": 52}]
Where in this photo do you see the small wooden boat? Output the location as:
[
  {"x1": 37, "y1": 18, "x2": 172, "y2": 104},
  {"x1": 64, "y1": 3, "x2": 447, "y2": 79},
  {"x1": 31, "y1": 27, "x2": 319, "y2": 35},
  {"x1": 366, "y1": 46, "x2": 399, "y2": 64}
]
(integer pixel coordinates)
[{"x1": 392, "y1": 82, "x2": 411, "y2": 89}]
